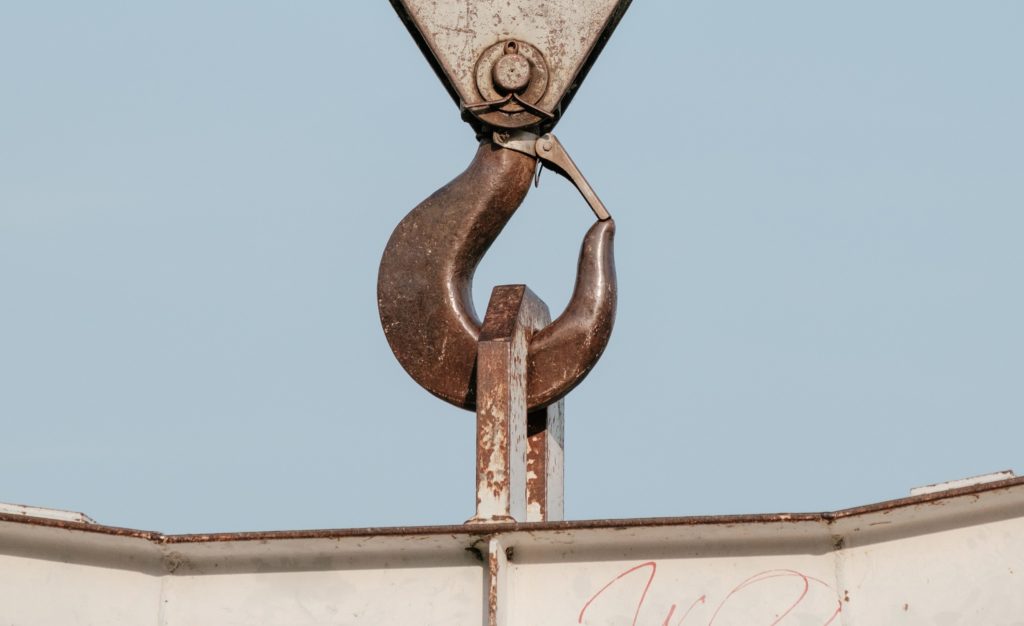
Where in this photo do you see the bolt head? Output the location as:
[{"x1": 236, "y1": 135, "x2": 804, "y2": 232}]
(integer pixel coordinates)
[{"x1": 492, "y1": 53, "x2": 531, "y2": 94}]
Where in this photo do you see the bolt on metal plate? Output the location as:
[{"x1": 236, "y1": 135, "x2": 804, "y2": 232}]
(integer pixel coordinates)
[{"x1": 390, "y1": 0, "x2": 632, "y2": 131}]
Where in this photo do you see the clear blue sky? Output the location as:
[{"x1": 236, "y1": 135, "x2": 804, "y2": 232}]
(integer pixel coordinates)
[{"x1": 2, "y1": 2, "x2": 1021, "y2": 534}]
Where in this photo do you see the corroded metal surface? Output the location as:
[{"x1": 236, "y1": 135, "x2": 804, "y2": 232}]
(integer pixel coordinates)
[
  {"x1": 528, "y1": 218, "x2": 615, "y2": 408},
  {"x1": 377, "y1": 141, "x2": 616, "y2": 412},
  {"x1": 487, "y1": 537, "x2": 510, "y2": 626},
  {"x1": 471, "y1": 285, "x2": 551, "y2": 523},
  {"x1": 526, "y1": 400, "x2": 564, "y2": 522},
  {"x1": 377, "y1": 143, "x2": 533, "y2": 410},
  {"x1": 390, "y1": 0, "x2": 632, "y2": 132}
]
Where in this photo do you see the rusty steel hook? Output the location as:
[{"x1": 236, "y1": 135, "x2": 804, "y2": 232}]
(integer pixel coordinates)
[{"x1": 377, "y1": 135, "x2": 616, "y2": 412}]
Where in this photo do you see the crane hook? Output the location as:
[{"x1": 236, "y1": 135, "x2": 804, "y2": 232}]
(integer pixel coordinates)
[{"x1": 377, "y1": 132, "x2": 616, "y2": 412}]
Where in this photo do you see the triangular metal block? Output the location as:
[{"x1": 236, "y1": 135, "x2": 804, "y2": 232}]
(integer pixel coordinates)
[{"x1": 391, "y1": 0, "x2": 631, "y2": 131}]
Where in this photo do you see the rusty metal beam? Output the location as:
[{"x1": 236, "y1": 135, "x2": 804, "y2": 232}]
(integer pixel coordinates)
[
  {"x1": 470, "y1": 285, "x2": 550, "y2": 523},
  {"x1": 486, "y1": 536, "x2": 510, "y2": 626}
]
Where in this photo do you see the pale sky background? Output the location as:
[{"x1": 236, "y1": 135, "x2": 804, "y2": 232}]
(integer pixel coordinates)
[{"x1": 1, "y1": 2, "x2": 1022, "y2": 534}]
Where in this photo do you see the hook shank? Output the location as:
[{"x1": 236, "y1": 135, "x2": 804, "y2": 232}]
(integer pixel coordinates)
[{"x1": 378, "y1": 142, "x2": 534, "y2": 410}]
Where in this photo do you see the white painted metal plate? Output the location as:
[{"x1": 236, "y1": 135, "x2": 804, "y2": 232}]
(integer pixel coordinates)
[
  {"x1": 2, "y1": 477, "x2": 1024, "y2": 625},
  {"x1": 393, "y1": 0, "x2": 630, "y2": 118}
]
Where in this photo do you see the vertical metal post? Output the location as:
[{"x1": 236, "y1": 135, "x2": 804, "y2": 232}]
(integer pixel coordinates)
[{"x1": 470, "y1": 285, "x2": 551, "y2": 523}]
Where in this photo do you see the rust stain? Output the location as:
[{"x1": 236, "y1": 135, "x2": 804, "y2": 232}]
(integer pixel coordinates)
[
  {"x1": 487, "y1": 539, "x2": 501, "y2": 626},
  {"x1": 2, "y1": 476, "x2": 1021, "y2": 545}
]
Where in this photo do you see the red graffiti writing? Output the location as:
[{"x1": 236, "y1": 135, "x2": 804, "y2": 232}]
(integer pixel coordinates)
[{"x1": 578, "y1": 562, "x2": 841, "y2": 626}]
